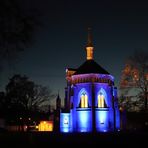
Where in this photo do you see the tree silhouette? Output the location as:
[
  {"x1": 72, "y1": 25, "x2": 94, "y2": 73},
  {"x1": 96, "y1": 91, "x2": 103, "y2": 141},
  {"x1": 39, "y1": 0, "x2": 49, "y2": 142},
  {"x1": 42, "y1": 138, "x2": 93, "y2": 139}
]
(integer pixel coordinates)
[
  {"x1": 0, "y1": 0, "x2": 40, "y2": 66},
  {"x1": 3, "y1": 74, "x2": 55, "y2": 125},
  {"x1": 6, "y1": 74, "x2": 55, "y2": 112},
  {"x1": 120, "y1": 50, "x2": 148, "y2": 111},
  {"x1": 0, "y1": 92, "x2": 6, "y2": 117}
]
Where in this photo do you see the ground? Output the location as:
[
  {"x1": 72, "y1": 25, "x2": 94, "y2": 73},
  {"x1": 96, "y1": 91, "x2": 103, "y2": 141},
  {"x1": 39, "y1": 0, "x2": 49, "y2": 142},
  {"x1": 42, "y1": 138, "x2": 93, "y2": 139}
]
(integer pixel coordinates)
[{"x1": 0, "y1": 131, "x2": 148, "y2": 147}]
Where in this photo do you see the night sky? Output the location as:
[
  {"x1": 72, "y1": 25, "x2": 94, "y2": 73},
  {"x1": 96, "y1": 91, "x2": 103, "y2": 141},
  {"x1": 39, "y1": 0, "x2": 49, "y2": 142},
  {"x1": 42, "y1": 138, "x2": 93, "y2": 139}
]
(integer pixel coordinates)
[{"x1": 1, "y1": 0, "x2": 148, "y2": 105}]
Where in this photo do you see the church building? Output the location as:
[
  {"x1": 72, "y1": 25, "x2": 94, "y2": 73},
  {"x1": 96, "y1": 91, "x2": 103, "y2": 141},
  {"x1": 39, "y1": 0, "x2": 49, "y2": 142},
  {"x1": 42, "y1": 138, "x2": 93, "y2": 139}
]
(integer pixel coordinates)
[{"x1": 60, "y1": 29, "x2": 120, "y2": 132}]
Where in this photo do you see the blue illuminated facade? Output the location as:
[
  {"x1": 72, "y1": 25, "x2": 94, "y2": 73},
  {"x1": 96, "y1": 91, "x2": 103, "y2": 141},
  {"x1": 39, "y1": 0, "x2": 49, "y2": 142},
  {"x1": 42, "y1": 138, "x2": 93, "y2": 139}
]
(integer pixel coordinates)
[{"x1": 60, "y1": 29, "x2": 120, "y2": 133}]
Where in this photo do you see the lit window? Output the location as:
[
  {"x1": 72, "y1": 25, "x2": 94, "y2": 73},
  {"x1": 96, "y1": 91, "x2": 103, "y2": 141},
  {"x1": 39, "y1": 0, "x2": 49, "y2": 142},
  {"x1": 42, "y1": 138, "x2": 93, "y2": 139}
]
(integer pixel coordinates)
[
  {"x1": 84, "y1": 94, "x2": 88, "y2": 107},
  {"x1": 98, "y1": 92, "x2": 105, "y2": 108},
  {"x1": 80, "y1": 93, "x2": 88, "y2": 108}
]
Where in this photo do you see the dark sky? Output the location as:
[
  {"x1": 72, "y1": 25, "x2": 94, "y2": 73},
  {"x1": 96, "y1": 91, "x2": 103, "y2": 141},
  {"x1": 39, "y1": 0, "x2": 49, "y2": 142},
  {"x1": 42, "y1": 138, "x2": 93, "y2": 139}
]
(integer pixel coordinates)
[{"x1": 1, "y1": 0, "x2": 148, "y2": 104}]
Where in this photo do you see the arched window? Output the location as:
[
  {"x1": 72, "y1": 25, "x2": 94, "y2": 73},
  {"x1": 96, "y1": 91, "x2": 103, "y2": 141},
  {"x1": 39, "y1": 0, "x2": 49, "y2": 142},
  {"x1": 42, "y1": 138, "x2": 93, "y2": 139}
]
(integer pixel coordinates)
[
  {"x1": 98, "y1": 92, "x2": 105, "y2": 108},
  {"x1": 80, "y1": 93, "x2": 88, "y2": 108}
]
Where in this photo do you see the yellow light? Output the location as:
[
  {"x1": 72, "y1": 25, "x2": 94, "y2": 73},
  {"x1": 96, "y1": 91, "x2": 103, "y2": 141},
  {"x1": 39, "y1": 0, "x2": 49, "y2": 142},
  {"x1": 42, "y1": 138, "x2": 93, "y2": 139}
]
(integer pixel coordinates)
[
  {"x1": 98, "y1": 94, "x2": 104, "y2": 108},
  {"x1": 101, "y1": 95, "x2": 104, "y2": 107},
  {"x1": 81, "y1": 95, "x2": 85, "y2": 108},
  {"x1": 38, "y1": 121, "x2": 53, "y2": 132},
  {"x1": 48, "y1": 124, "x2": 53, "y2": 131},
  {"x1": 84, "y1": 95, "x2": 88, "y2": 108},
  {"x1": 36, "y1": 126, "x2": 39, "y2": 129},
  {"x1": 86, "y1": 47, "x2": 93, "y2": 60}
]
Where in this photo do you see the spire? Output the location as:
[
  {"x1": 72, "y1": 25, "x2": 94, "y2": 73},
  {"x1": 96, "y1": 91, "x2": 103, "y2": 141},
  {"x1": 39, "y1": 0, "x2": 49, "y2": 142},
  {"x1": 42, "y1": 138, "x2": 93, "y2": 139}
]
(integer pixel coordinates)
[
  {"x1": 56, "y1": 90, "x2": 61, "y2": 110},
  {"x1": 86, "y1": 27, "x2": 93, "y2": 47},
  {"x1": 85, "y1": 27, "x2": 94, "y2": 60},
  {"x1": 57, "y1": 90, "x2": 60, "y2": 100}
]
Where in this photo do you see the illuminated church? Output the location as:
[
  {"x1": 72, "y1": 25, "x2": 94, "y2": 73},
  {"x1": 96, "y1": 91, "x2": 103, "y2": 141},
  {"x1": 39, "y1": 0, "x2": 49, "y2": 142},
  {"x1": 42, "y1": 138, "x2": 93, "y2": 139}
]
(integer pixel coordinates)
[{"x1": 60, "y1": 29, "x2": 120, "y2": 132}]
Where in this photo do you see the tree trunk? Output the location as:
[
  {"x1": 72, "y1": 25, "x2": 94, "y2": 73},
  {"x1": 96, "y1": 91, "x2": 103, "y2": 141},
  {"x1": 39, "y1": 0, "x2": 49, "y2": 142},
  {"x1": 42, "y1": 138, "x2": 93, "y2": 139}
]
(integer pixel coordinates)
[{"x1": 144, "y1": 92, "x2": 148, "y2": 112}]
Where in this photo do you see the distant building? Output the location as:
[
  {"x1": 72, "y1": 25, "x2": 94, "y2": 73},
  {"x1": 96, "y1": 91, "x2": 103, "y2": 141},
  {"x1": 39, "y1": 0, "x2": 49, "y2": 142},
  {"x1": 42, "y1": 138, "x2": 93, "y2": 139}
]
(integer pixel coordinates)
[
  {"x1": 54, "y1": 94, "x2": 61, "y2": 132},
  {"x1": 38, "y1": 121, "x2": 53, "y2": 131},
  {"x1": 60, "y1": 29, "x2": 120, "y2": 132}
]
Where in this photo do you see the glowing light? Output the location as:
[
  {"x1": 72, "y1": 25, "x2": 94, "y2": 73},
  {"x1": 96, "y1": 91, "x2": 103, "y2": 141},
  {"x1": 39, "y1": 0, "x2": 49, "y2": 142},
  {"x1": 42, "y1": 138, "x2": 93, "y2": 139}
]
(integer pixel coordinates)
[
  {"x1": 63, "y1": 128, "x2": 69, "y2": 133},
  {"x1": 60, "y1": 113, "x2": 71, "y2": 133},
  {"x1": 81, "y1": 95, "x2": 85, "y2": 108},
  {"x1": 64, "y1": 117, "x2": 68, "y2": 124},
  {"x1": 84, "y1": 95, "x2": 88, "y2": 108},
  {"x1": 80, "y1": 90, "x2": 88, "y2": 108},
  {"x1": 100, "y1": 119, "x2": 104, "y2": 124},
  {"x1": 76, "y1": 109, "x2": 92, "y2": 132},
  {"x1": 98, "y1": 93, "x2": 104, "y2": 108},
  {"x1": 86, "y1": 47, "x2": 94, "y2": 60},
  {"x1": 96, "y1": 109, "x2": 109, "y2": 132},
  {"x1": 38, "y1": 121, "x2": 53, "y2": 132},
  {"x1": 20, "y1": 117, "x2": 22, "y2": 120}
]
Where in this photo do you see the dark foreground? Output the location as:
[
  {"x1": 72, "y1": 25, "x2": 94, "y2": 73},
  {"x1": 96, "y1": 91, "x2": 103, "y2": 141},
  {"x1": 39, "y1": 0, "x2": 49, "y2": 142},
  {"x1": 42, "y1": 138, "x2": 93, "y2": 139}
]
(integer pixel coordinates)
[{"x1": 0, "y1": 131, "x2": 148, "y2": 147}]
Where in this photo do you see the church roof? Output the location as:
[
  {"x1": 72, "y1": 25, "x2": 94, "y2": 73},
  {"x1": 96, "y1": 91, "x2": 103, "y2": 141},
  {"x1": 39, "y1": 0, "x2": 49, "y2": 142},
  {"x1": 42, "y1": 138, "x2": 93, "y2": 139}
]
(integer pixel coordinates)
[{"x1": 74, "y1": 60, "x2": 110, "y2": 75}]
